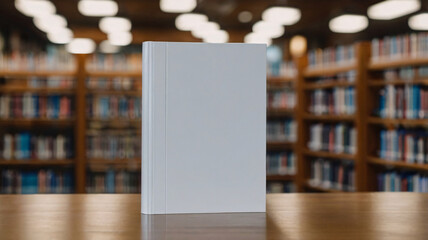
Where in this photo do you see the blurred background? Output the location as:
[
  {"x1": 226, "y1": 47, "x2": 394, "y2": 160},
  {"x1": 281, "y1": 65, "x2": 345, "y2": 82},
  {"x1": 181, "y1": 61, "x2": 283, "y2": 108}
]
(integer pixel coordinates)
[{"x1": 0, "y1": 0, "x2": 428, "y2": 194}]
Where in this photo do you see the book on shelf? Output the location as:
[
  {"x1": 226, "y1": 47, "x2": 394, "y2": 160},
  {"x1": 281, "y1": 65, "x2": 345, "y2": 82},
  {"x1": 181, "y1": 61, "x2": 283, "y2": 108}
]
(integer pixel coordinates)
[
  {"x1": 307, "y1": 44, "x2": 356, "y2": 68},
  {"x1": 86, "y1": 95, "x2": 141, "y2": 119},
  {"x1": 309, "y1": 87, "x2": 355, "y2": 115},
  {"x1": 86, "y1": 53, "x2": 142, "y2": 72},
  {"x1": 0, "y1": 133, "x2": 73, "y2": 160},
  {"x1": 87, "y1": 77, "x2": 139, "y2": 91},
  {"x1": 309, "y1": 158, "x2": 355, "y2": 192},
  {"x1": 379, "y1": 128, "x2": 428, "y2": 164},
  {"x1": 266, "y1": 182, "x2": 296, "y2": 193},
  {"x1": 371, "y1": 33, "x2": 428, "y2": 62},
  {"x1": 267, "y1": 88, "x2": 295, "y2": 110},
  {"x1": 267, "y1": 119, "x2": 296, "y2": 143},
  {"x1": 1, "y1": 168, "x2": 73, "y2": 194},
  {"x1": 0, "y1": 94, "x2": 73, "y2": 119},
  {"x1": 86, "y1": 131, "x2": 141, "y2": 160},
  {"x1": 267, "y1": 61, "x2": 296, "y2": 78},
  {"x1": 267, "y1": 151, "x2": 296, "y2": 176},
  {"x1": 382, "y1": 66, "x2": 428, "y2": 81},
  {"x1": 377, "y1": 170, "x2": 428, "y2": 192},
  {"x1": 86, "y1": 168, "x2": 140, "y2": 193},
  {"x1": 308, "y1": 123, "x2": 357, "y2": 155},
  {"x1": 28, "y1": 76, "x2": 75, "y2": 88}
]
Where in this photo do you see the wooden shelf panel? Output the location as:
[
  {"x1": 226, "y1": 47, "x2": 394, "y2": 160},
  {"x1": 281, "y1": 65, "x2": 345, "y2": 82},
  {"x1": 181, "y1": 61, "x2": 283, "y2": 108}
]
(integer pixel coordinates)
[
  {"x1": 86, "y1": 89, "x2": 141, "y2": 96},
  {"x1": 0, "y1": 118, "x2": 75, "y2": 126},
  {"x1": 368, "y1": 79, "x2": 428, "y2": 86},
  {"x1": 0, "y1": 159, "x2": 74, "y2": 166},
  {"x1": 86, "y1": 70, "x2": 141, "y2": 78},
  {"x1": 267, "y1": 142, "x2": 295, "y2": 150},
  {"x1": 0, "y1": 70, "x2": 76, "y2": 77},
  {"x1": 88, "y1": 158, "x2": 141, "y2": 164},
  {"x1": 0, "y1": 88, "x2": 75, "y2": 94},
  {"x1": 367, "y1": 157, "x2": 428, "y2": 171},
  {"x1": 267, "y1": 76, "x2": 295, "y2": 84},
  {"x1": 304, "y1": 182, "x2": 345, "y2": 193},
  {"x1": 303, "y1": 114, "x2": 355, "y2": 122},
  {"x1": 303, "y1": 63, "x2": 357, "y2": 77},
  {"x1": 368, "y1": 117, "x2": 428, "y2": 127},
  {"x1": 302, "y1": 149, "x2": 356, "y2": 160},
  {"x1": 267, "y1": 108, "x2": 294, "y2": 117},
  {"x1": 266, "y1": 175, "x2": 295, "y2": 181},
  {"x1": 369, "y1": 57, "x2": 428, "y2": 70},
  {"x1": 303, "y1": 81, "x2": 355, "y2": 89}
]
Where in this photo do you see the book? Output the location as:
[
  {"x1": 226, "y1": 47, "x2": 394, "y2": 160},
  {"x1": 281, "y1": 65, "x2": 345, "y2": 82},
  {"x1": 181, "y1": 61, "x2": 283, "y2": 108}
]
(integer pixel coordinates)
[
  {"x1": 86, "y1": 53, "x2": 142, "y2": 72},
  {"x1": 309, "y1": 158, "x2": 355, "y2": 191},
  {"x1": 86, "y1": 130, "x2": 140, "y2": 160},
  {"x1": 86, "y1": 95, "x2": 141, "y2": 119},
  {"x1": 267, "y1": 119, "x2": 296, "y2": 142},
  {"x1": 267, "y1": 87, "x2": 295, "y2": 110},
  {"x1": 86, "y1": 168, "x2": 140, "y2": 193},
  {"x1": 142, "y1": 42, "x2": 266, "y2": 214},
  {"x1": 87, "y1": 77, "x2": 139, "y2": 90},
  {"x1": 377, "y1": 170, "x2": 428, "y2": 192},
  {"x1": 309, "y1": 87, "x2": 355, "y2": 115},
  {"x1": 266, "y1": 181, "x2": 296, "y2": 193},
  {"x1": 266, "y1": 151, "x2": 296, "y2": 176},
  {"x1": 308, "y1": 123, "x2": 356, "y2": 154},
  {"x1": 307, "y1": 44, "x2": 355, "y2": 68},
  {"x1": 371, "y1": 33, "x2": 428, "y2": 61}
]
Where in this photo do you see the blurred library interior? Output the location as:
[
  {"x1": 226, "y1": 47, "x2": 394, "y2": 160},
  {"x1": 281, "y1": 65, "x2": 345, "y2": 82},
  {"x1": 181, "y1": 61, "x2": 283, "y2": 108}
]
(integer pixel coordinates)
[{"x1": 0, "y1": 0, "x2": 428, "y2": 194}]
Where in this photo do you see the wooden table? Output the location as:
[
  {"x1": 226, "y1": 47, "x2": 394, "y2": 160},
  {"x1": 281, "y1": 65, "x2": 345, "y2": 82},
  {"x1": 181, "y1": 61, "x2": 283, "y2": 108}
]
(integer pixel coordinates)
[{"x1": 1, "y1": 193, "x2": 428, "y2": 240}]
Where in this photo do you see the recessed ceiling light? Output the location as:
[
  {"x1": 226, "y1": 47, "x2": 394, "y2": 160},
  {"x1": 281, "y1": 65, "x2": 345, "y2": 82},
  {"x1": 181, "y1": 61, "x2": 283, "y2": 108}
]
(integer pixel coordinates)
[
  {"x1": 160, "y1": 0, "x2": 196, "y2": 13},
  {"x1": 175, "y1": 13, "x2": 208, "y2": 31},
  {"x1": 252, "y1": 21, "x2": 284, "y2": 39},
  {"x1": 99, "y1": 40, "x2": 120, "y2": 53},
  {"x1": 47, "y1": 28, "x2": 73, "y2": 44},
  {"x1": 244, "y1": 32, "x2": 272, "y2": 45},
  {"x1": 34, "y1": 14, "x2": 67, "y2": 33},
  {"x1": 78, "y1": 0, "x2": 118, "y2": 17},
  {"x1": 368, "y1": 0, "x2": 421, "y2": 20},
  {"x1": 262, "y1": 7, "x2": 301, "y2": 26},
  {"x1": 409, "y1": 13, "x2": 428, "y2": 30},
  {"x1": 108, "y1": 32, "x2": 133, "y2": 46},
  {"x1": 15, "y1": 0, "x2": 56, "y2": 17},
  {"x1": 66, "y1": 38, "x2": 95, "y2": 54},
  {"x1": 191, "y1": 22, "x2": 220, "y2": 39},
  {"x1": 289, "y1": 35, "x2": 307, "y2": 57},
  {"x1": 202, "y1": 30, "x2": 229, "y2": 43},
  {"x1": 238, "y1": 11, "x2": 252, "y2": 23},
  {"x1": 329, "y1": 14, "x2": 368, "y2": 33},
  {"x1": 99, "y1": 17, "x2": 132, "y2": 33}
]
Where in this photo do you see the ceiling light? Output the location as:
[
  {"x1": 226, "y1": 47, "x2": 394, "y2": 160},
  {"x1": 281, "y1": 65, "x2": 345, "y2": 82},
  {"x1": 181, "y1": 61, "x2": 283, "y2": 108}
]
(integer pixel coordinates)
[
  {"x1": 99, "y1": 40, "x2": 120, "y2": 53},
  {"x1": 47, "y1": 28, "x2": 73, "y2": 44},
  {"x1": 78, "y1": 0, "x2": 118, "y2": 17},
  {"x1": 175, "y1": 13, "x2": 208, "y2": 31},
  {"x1": 244, "y1": 32, "x2": 272, "y2": 45},
  {"x1": 15, "y1": 0, "x2": 56, "y2": 17},
  {"x1": 191, "y1": 22, "x2": 220, "y2": 39},
  {"x1": 409, "y1": 13, "x2": 428, "y2": 30},
  {"x1": 34, "y1": 14, "x2": 67, "y2": 33},
  {"x1": 99, "y1": 17, "x2": 132, "y2": 33},
  {"x1": 329, "y1": 14, "x2": 368, "y2": 33},
  {"x1": 108, "y1": 32, "x2": 133, "y2": 46},
  {"x1": 202, "y1": 30, "x2": 229, "y2": 43},
  {"x1": 262, "y1": 7, "x2": 301, "y2": 26},
  {"x1": 66, "y1": 38, "x2": 95, "y2": 54},
  {"x1": 290, "y1": 35, "x2": 307, "y2": 57},
  {"x1": 238, "y1": 11, "x2": 253, "y2": 23},
  {"x1": 368, "y1": 0, "x2": 420, "y2": 20},
  {"x1": 252, "y1": 21, "x2": 284, "y2": 39},
  {"x1": 160, "y1": 0, "x2": 196, "y2": 13}
]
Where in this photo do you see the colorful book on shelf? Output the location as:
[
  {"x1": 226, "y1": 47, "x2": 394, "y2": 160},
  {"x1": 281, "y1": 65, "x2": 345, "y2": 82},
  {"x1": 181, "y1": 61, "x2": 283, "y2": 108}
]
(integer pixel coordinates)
[
  {"x1": 377, "y1": 170, "x2": 428, "y2": 192},
  {"x1": 308, "y1": 123, "x2": 356, "y2": 155},
  {"x1": 267, "y1": 119, "x2": 296, "y2": 142},
  {"x1": 86, "y1": 95, "x2": 141, "y2": 119},
  {"x1": 86, "y1": 131, "x2": 140, "y2": 160},
  {"x1": 86, "y1": 168, "x2": 140, "y2": 193},
  {"x1": 307, "y1": 44, "x2": 355, "y2": 68},
  {"x1": 267, "y1": 88, "x2": 295, "y2": 110},
  {"x1": 266, "y1": 182, "x2": 296, "y2": 193},
  {"x1": 371, "y1": 33, "x2": 428, "y2": 62},
  {"x1": 267, "y1": 152, "x2": 296, "y2": 176},
  {"x1": 309, "y1": 87, "x2": 355, "y2": 115},
  {"x1": 309, "y1": 158, "x2": 355, "y2": 191}
]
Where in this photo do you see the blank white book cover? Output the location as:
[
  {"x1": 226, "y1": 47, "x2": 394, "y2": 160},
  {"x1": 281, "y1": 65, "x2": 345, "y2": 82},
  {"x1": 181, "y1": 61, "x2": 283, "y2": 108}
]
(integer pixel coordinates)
[{"x1": 142, "y1": 42, "x2": 266, "y2": 214}]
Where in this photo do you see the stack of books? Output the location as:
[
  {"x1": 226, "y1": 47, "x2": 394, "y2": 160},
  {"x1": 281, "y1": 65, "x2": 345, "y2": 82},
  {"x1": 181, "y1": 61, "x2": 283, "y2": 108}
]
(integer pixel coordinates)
[
  {"x1": 309, "y1": 87, "x2": 355, "y2": 115},
  {"x1": 377, "y1": 171, "x2": 428, "y2": 192},
  {"x1": 308, "y1": 123, "x2": 357, "y2": 154},
  {"x1": 86, "y1": 168, "x2": 140, "y2": 193},
  {"x1": 309, "y1": 158, "x2": 355, "y2": 191},
  {"x1": 267, "y1": 152, "x2": 296, "y2": 176},
  {"x1": 86, "y1": 95, "x2": 141, "y2": 119}
]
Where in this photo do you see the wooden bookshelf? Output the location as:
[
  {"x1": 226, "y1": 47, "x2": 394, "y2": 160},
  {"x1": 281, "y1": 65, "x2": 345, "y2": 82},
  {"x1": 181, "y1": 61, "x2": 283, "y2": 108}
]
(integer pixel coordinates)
[
  {"x1": 367, "y1": 117, "x2": 428, "y2": 127},
  {"x1": 86, "y1": 89, "x2": 141, "y2": 96},
  {"x1": 367, "y1": 157, "x2": 428, "y2": 171},
  {"x1": 0, "y1": 159, "x2": 74, "y2": 166},
  {"x1": 0, "y1": 118, "x2": 75, "y2": 126},
  {"x1": 302, "y1": 149, "x2": 356, "y2": 160},
  {"x1": 304, "y1": 182, "x2": 346, "y2": 193},
  {"x1": 267, "y1": 108, "x2": 294, "y2": 117},
  {"x1": 302, "y1": 114, "x2": 355, "y2": 122},
  {"x1": 368, "y1": 57, "x2": 428, "y2": 70},
  {"x1": 367, "y1": 78, "x2": 428, "y2": 86},
  {"x1": 267, "y1": 75, "x2": 295, "y2": 84},
  {"x1": 303, "y1": 63, "x2": 357, "y2": 77},
  {"x1": 0, "y1": 88, "x2": 75, "y2": 94},
  {"x1": 266, "y1": 142, "x2": 295, "y2": 151},
  {"x1": 303, "y1": 81, "x2": 354, "y2": 89},
  {"x1": 0, "y1": 70, "x2": 77, "y2": 77},
  {"x1": 266, "y1": 175, "x2": 295, "y2": 181},
  {"x1": 86, "y1": 70, "x2": 141, "y2": 78}
]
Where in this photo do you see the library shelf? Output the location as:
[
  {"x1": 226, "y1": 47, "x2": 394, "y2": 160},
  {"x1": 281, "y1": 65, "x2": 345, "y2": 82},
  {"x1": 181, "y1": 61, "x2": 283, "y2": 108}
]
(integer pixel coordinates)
[
  {"x1": 368, "y1": 57, "x2": 428, "y2": 70},
  {"x1": 367, "y1": 117, "x2": 428, "y2": 127},
  {"x1": 266, "y1": 175, "x2": 295, "y2": 181},
  {"x1": 267, "y1": 75, "x2": 295, "y2": 84},
  {"x1": 0, "y1": 118, "x2": 75, "y2": 126},
  {"x1": 303, "y1": 63, "x2": 356, "y2": 77},
  {"x1": 0, "y1": 70, "x2": 77, "y2": 77},
  {"x1": 87, "y1": 158, "x2": 141, "y2": 165},
  {"x1": 86, "y1": 70, "x2": 142, "y2": 78},
  {"x1": 0, "y1": 159, "x2": 74, "y2": 166},
  {"x1": 368, "y1": 78, "x2": 428, "y2": 86},
  {"x1": 0, "y1": 87, "x2": 75, "y2": 94},
  {"x1": 302, "y1": 149, "x2": 356, "y2": 160},
  {"x1": 86, "y1": 89, "x2": 141, "y2": 96},
  {"x1": 367, "y1": 157, "x2": 428, "y2": 171},
  {"x1": 302, "y1": 114, "x2": 355, "y2": 122},
  {"x1": 304, "y1": 182, "x2": 345, "y2": 193},
  {"x1": 267, "y1": 108, "x2": 294, "y2": 117},
  {"x1": 266, "y1": 142, "x2": 295, "y2": 150},
  {"x1": 303, "y1": 81, "x2": 355, "y2": 89}
]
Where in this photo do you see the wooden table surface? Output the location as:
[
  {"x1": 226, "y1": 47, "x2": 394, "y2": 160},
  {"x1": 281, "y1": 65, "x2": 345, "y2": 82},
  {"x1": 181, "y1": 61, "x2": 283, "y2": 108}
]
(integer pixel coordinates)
[{"x1": 1, "y1": 193, "x2": 428, "y2": 240}]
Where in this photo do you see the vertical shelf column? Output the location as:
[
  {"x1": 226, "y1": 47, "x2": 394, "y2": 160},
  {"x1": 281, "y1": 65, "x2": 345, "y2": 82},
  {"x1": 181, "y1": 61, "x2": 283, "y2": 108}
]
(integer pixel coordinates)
[{"x1": 75, "y1": 54, "x2": 87, "y2": 193}]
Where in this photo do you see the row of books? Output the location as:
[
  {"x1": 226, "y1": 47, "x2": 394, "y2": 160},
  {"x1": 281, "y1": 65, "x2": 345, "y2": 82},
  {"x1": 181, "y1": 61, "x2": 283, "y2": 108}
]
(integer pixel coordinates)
[
  {"x1": 267, "y1": 61, "x2": 296, "y2": 78},
  {"x1": 267, "y1": 120, "x2": 297, "y2": 142},
  {"x1": 309, "y1": 87, "x2": 355, "y2": 116},
  {"x1": 0, "y1": 46, "x2": 75, "y2": 71},
  {"x1": 309, "y1": 158, "x2": 355, "y2": 192},
  {"x1": 307, "y1": 44, "x2": 355, "y2": 68},
  {"x1": 86, "y1": 132, "x2": 140, "y2": 160},
  {"x1": 309, "y1": 70, "x2": 356, "y2": 82},
  {"x1": 371, "y1": 33, "x2": 428, "y2": 61},
  {"x1": 0, "y1": 94, "x2": 73, "y2": 119},
  {"x1": 308, "y1": 123, "x2": 357, "y2": 154},
  {"x1": 87, "y1": 77, "x2": 139, "y2": 91},
  {"x1": 378, "y1": 85, "x2": 428, "y2": 119},
  {"x1": 86, "y1": 95, "x2": 141, "y2": 119},
  {"x1": 377, "y1": 171, "x2": 428, "y2": 192},
  {"x1": 86, "y1": 54, "x2": 142, "y2": 71},
  {"x1": 0, "y1": 133, "x2": 73, "y2": 160},
  {"x1": 267, "y1": 151, "x2": 296, "y2": 176},
  {"x1": 266, "y1": 182, "x2": 296, "y2": 193},
  {"x1": 267, "y1": 88, "x2": 295, "y2": 110},
  {"x1": 29, "y1": 77, "x2": 75, "y2": 89},
  {"x1": 1, "y1": 169, "x2": 73, "y2": 194},
  {"x1": 383, "y1": 66, "x2": 428, "y2": 81},
  {"x1": 379, "y1": 129, "x2": 428, "y2": 163},
  {"x1": 86, "y1": 169, "x2": 140, "y2": 193}
]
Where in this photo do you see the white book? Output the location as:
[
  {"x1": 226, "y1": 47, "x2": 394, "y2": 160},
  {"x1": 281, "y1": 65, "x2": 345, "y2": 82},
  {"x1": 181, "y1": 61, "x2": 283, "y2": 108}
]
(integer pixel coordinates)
[{"x1": 142, "y1": 42, "x2": 266, "y2": 214}]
